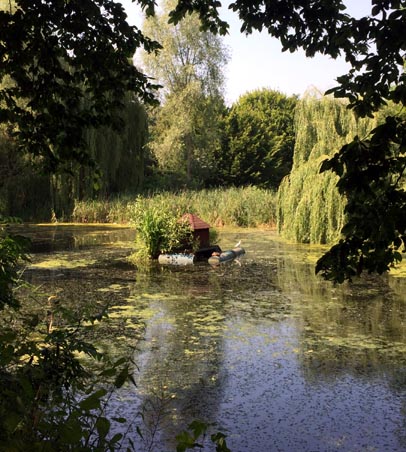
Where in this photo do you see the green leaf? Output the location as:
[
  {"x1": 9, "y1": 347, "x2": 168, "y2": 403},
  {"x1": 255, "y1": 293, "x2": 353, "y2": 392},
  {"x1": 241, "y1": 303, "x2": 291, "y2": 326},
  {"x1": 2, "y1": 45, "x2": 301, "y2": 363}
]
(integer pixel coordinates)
[
  {"x1": 60, "y1": 418, "x2": 84, "y2": 443},
  {"x1": 188, "y1": 420, "x2": 208, "y2": 439},
  {"x1": 112, "y1": 417, "x2": 127, "y2": 424},
  {"x1": 211, "y1": 432, "x2": 231, "y2": 452},
  {"x1": 95, "y1": 417, "x2": 111, "y2": 439},
  {"x1": 175, "y1": 431, "x2": 196, "y2": 452},
  {"x1": 319, "y1": 157, "x2": 333, "y2": 173},
  {"x1": 79, "y1": 389, "x2": 107, "y2": 411},
  {"x1": 110, "y1": 433, "x2": 123, "y2": 444},
  {"x1": 114, "y1": 367, "x2": 129, "y2": 388},
  {"x1": 136, "y1": 426, "x2": 144, "y2": 439}
]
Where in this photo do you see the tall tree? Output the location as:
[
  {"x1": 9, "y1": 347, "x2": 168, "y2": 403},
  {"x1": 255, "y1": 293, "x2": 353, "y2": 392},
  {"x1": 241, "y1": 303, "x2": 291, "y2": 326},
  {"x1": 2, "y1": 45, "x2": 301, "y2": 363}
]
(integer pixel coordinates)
[
  {"x1": 0, "y1": 1, "x2": 154, "y2": 219},
  {"x1": 277, "y1": 93, "x2": 377, "y2": 245},
  {"x1": 50, "y1": 94, "x2": 149, "y2": 219},
  {"x1": 220, "y1": 89, "x2": 297, "y2": 189},
  {"x1": 148, "y1": 83, "x2": 226, "y2": 186},
  {"x1": 0, "y1": 133, "x2": 50, "y2": 220},
  {"x1": 0, "y1": 90, "x2": 149, "y2": 220},
  {"x1": 168, "y1": 0, "x2": 406, "y2": 282},
  {"x1": 141, "y1": 0, "x2": 229, "y2": 187},
  {"x1": 79, "y1": 93, "x2": 148, "y2": 197},
  {"x1": 142, "y1": 0, "x2": 227, "y2": 98}
]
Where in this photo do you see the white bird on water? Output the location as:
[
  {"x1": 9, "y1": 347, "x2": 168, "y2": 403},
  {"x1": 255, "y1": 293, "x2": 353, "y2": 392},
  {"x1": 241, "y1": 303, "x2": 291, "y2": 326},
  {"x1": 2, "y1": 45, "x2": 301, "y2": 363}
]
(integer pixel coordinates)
[{"x1": 235, "y1": 240, "x2": 241, "y2": 248}]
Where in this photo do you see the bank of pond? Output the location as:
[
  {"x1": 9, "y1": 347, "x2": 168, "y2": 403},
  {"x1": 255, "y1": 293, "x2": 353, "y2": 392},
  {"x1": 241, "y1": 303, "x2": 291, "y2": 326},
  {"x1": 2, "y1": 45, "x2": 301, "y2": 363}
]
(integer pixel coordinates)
[{"x1": 15, "y1": 224, "x2": 406, "y2": 451}]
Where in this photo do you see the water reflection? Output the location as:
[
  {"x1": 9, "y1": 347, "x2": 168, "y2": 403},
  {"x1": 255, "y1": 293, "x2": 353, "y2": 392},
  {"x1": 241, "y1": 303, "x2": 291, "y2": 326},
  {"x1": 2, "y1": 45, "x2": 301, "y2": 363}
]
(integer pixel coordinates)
[
  {"x1": 132, "y1": 269, "x2": 227, "y2": 449},
  {"x1": 275, "y1": 250, "x2": 406, "y2": 373},
  {"x1": 12, "y1": 223, "x2": 135, "y2": 252},
  {"x1": 21, "y1": 226, "x2": 406, "y2": 451}
]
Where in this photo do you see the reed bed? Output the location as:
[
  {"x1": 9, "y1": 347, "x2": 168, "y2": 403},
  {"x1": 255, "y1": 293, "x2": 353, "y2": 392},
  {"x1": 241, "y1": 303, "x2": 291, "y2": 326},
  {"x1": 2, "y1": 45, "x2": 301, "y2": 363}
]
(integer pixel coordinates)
[{"x1": 71, "y1": 187, "x2": 277, "y2": 228}]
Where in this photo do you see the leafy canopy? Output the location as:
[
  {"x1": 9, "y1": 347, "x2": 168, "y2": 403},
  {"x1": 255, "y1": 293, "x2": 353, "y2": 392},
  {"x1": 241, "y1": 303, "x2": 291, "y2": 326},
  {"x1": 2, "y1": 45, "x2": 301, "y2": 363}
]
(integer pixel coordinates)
[
  {"x1": 221, "y1": 89, "x2": 297, "y2": 189},
  {"x1": 0, "y1": 0, "x2": 159, "y2": 172}
]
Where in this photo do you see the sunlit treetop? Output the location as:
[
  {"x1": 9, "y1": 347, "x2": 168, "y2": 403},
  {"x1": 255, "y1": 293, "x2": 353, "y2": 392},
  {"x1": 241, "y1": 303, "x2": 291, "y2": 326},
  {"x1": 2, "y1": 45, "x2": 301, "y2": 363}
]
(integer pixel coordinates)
[
  {"x1": 169, "y1": 0, "x2": 406, "y2": 118},
  {"x1": 141, "y1": 0, "x2": 229, "y2": 99}
]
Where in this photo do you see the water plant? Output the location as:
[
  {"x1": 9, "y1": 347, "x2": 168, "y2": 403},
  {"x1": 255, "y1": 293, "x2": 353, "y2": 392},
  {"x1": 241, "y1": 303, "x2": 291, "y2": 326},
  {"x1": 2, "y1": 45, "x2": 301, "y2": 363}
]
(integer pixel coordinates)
[
  {"x1": 129, "y1": 197, "x2": 198, "y2": 260},
  {"x1": 72, "y1": 187, "x2": 277, "y2": 228}
]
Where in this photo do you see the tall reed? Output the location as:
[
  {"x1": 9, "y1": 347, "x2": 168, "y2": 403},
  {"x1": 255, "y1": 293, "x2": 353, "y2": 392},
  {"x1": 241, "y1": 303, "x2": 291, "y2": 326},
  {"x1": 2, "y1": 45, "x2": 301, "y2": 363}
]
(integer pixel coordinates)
[{"x1": 71, "y1": 187, "x2": 277, "y2": 228}]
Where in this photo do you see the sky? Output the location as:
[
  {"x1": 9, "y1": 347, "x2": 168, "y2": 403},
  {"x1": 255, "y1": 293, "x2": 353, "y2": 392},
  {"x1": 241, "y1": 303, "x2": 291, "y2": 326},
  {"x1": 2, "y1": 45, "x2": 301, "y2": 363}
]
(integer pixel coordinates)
[{"x1": 120, "y1": 0, "x2": 372, "y2": 105}]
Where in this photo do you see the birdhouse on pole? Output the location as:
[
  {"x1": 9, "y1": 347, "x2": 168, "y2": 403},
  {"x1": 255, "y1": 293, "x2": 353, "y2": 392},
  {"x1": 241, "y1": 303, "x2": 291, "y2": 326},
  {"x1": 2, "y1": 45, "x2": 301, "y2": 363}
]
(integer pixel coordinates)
[{"x1": 181, "y1": 213, "x2": 211, "y2": 248}]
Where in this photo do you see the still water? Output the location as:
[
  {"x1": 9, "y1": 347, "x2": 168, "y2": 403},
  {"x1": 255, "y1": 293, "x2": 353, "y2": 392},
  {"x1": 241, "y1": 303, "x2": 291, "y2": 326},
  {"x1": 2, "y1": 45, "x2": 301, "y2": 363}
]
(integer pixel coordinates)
[{"x1": 22, "y1": 224, "x2": 406, "y2": 451}]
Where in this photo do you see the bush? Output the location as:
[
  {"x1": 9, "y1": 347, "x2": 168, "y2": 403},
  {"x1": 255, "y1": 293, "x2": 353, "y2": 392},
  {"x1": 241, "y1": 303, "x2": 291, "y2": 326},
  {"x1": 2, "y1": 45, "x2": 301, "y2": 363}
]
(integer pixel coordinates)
[{"x1": 129, "y1": 198, "x2": 198, "y2": 260}]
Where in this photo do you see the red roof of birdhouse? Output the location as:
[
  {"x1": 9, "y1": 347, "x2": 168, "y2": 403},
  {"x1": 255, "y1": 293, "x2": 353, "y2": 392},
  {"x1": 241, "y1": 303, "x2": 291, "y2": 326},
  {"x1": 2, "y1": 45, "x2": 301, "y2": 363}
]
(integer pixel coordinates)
[{"x1": 182, "y1": 213, "x2": 210, "y2": 230}]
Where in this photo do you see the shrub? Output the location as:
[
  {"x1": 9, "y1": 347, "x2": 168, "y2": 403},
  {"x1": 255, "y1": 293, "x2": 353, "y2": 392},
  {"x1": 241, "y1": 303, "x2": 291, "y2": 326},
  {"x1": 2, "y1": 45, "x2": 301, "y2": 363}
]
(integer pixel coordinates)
[{"x1": 129, "y1": 198, "x2": 198, "y2": 260}]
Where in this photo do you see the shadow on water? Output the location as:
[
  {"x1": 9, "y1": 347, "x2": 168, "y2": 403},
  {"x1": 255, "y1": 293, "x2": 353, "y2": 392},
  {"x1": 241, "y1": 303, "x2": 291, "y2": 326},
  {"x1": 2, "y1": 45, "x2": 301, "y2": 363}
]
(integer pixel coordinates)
[{"x1": 20, "y1": 225, "x2": 406, "y2": 452}]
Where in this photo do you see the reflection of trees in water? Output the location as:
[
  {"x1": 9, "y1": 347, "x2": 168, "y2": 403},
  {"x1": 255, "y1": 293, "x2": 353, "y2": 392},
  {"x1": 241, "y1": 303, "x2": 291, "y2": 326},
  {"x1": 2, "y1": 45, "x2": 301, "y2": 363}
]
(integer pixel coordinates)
[
  {"x1": 131, "y1": 257, "x2": 291, "y2": 450},
  {"x1": 15, "y1": 224, "x2": 135, "y2": 252},
  {"x1": 209, "y1": 259, "x2": 292, "y2": 320},
  {"x1": 274, "y1": 250, "x2": 406, "y2": 379},
  {"x1": 131, "y1": 265, "x2": 227, "y2": 450},
  {"x1": 274, "y1": 247, "x2": 406, "y2": 449},
  {"x1": 389, "y1": 276, "x2": 406, "y2": 301}
]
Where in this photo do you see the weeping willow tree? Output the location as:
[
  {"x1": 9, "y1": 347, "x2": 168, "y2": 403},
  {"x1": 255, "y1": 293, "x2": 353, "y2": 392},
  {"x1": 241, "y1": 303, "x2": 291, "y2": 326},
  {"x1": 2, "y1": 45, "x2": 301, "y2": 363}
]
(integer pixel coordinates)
[
  {"x1": 81, "y1": 94, "x2": 148, "y2": 197},
  {"x1": 0, "y1": 46, "x2": 51, "y2": 220},
  {"x1": 277, "y1": 92, "x2": 377, "y2": 244},
  {"x1": 0, "y1": 92, "x2": 148, "y2": 221},
  {"x1": 50, "y1": 94, "x2": 148, "y2": 219}
]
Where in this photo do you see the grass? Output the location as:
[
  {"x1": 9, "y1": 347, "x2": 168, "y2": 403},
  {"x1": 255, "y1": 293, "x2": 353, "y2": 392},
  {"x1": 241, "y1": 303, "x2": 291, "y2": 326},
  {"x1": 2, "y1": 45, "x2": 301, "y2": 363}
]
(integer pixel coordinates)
[{"x1": 71, "y1": 187, "x2": 277, "y2": 228}]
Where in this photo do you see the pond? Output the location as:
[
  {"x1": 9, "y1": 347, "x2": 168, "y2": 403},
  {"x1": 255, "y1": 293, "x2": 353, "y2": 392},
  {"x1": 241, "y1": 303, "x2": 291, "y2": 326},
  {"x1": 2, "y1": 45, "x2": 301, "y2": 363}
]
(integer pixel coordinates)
[{"x1": 21, "y1": 224, "x2": 406, "y2": 452}]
